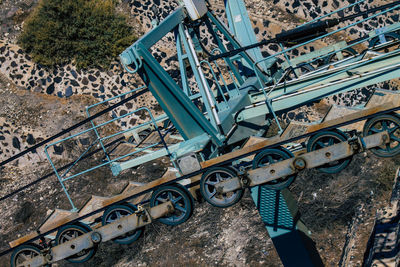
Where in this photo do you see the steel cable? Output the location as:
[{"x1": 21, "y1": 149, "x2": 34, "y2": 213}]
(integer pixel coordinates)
[{"x1": 0, "y1": 87, "x2": 148, "y2": 168}]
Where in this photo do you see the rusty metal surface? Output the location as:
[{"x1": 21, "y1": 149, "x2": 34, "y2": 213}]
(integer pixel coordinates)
[
  {"x1": 10, "y1": 167, "x2": 203, "y2": 249},
  {"x1": 201, "y1": 134, "x2": 282, "y2": 168},
  {"x1": 39, "y1": 209, "x2": 80, "y2": 236},
  {"x1": 9, "y1": 90, "x2": 400, "y2": 255},
  {"x1": 102, "y1": 167, "x2": 179, "y2": 206},
  {"x1": 121, "y1": 181, "x2": 148, "y2": 203},
  {"x1": 9, "y1": 168, "x2": 178, "y2": 249},
  {"x1": 280, "y1": 122, "x2": 310, "y2": 140},
  {"x1": 307, "y1": 103, "x2": 393, "y2": 132},
  {"x1": 10, "y1": 209, "x2": 80, "y2": 248},
  {"x1": 22, "y1": 201, "x2": 174, "y2": 267},
  {"x1": 218, "y1": 132, "x2": 388, "y2": 193},
  {"x1": 8, "y1": 232, "x2": 39, "y2": 248},
  {"x1": 78, "y1": 195, "x2": 110, "y2": 223},
  {"x1": 322, "y1": 105, "x2": 364, "y2": 131},
  {"x1": 241, "y1": 136, "x2": 269, "y2": 162}
]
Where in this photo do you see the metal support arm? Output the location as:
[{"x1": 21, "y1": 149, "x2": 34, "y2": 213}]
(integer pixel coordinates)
[
  {"x1": 218, "y1": 131, "x2": 389, "y2": 193},
  {"x1": 22, "y1": 202, "x2": 174, "y2": 267}
]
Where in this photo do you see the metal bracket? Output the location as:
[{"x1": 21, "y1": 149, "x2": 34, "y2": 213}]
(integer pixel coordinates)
[
  {"x1": 347, "y1": 130, "x2": 362, "y2": 152},
  {"x1": 348, "y1": 138, "x2": 362, "y2": 153},
  {"x1": 90, "y1": 232, "x2": 102, "y2": 244},
  {"x1": 217, "y1": 131, "x2": 390, "y2": 194},
  {"x1": 135, "y1": 205, "x2": 152, "y2": 223},
  {"x1": 376, "y1": 27, "x2": 388, "y2": 44},
  {"x1": 239, "y1": 172, "x2": 251, "y2": 188},
  {"x1": 293, "y1": 157, "x2": 306, "y2": 170},
  {"x1": 176, "y1": 153, "x2": 202, "y2": 175}
]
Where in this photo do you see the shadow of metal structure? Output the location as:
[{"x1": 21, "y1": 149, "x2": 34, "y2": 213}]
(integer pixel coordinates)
[{"x1": 251, "y1": 186, "x2": 324, "y2": 267}]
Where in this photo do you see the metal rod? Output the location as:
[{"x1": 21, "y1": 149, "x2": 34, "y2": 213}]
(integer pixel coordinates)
[{"x1": 183, "y1": 27, "x2": 222, "y2": 127}]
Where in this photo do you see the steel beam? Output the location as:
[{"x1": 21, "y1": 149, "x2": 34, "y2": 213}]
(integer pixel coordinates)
[
  {"x1": 22, "y1": 202, "x2": 174, "y2": 267},
  {"x1": 218, "y1": 131, "x2": 389, "y2": 193},
  {"x1": 201, "y1": 94, "x2": 400, "y2": 168},
  {"x1": 238, "y1": 50, "x2": 400, "y2": 122},
  {"x1": 224, "y1": 0, "x2": 265, "y2": 71}
]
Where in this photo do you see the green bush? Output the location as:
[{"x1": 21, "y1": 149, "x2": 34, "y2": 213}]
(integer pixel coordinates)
[{"x1": 19, "y1": 0, "x2": 136, "y2": 69}]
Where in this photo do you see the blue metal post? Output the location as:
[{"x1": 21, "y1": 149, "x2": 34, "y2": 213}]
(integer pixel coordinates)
[
  {"x1": 251, "y1": 186, "x2": 324, "y2": 267},
  {"x1": 175, "y1": 28, "x2": 191, "y2": 96},
  {"x1": 178, "y1": 23, "x2": 220, "y2": 129},
  {"x1": 224, "y1": 0, "x2": 264, "y2": 67},
  {"x1": 135, "y1": 43, "x2": 223, "y2": 145}
]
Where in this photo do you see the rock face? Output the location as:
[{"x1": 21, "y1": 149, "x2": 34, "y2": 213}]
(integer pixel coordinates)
[
  {"x1": 0, "y1": 0, "x2": 399, "y2": 266},
  {"x1": 363, "y1": 170, "x2": 400, "y2": 267}
]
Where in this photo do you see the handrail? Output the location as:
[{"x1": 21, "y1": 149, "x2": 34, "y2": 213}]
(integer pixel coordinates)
[
  {"x1": 45, "y1": 103, "x2": 168, "y2": 210},
  {"x1": 302, "y1": 0, "x2": 366, "y2": 26},
  {"x1": 293, "y1": 23, "x2": 400, "y2": 71},
  {"x1": 60, "y1": 138, "x2": 100, "y2": 178},
  {"x1": 253, "y1": 3, "x2": 400, "y2": 90},
  {"x1": 86, "y1": 85, "x2": 148, "y2": 160}
]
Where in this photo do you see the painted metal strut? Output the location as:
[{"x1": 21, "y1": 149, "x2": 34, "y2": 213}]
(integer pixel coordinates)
[
  {"x1": 4, "y1": 0, "x2": 400, "y2": 266},
  {"x1": 21, "y1": 202, "x2": 174, "y2": 267}
]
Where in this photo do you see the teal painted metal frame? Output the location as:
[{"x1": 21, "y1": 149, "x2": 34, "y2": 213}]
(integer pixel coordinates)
[
  {"x1": 241, "y1": 5, "x2": 400, "y2": 130},
  {"x1": 45, "y1": 87, "x2": 172, "y2": 210},
  {"x1": 119, "y1": 6, "x2": 271, "y2": 147},
  {"x1": 177, "y1": 23, "x2": 220, "y2": 129},
  {"x1": 135, "y1": 41, "x2": 223, "y2": 144},
  {"x1": 203, "y1": 18, "x2": 245, "y2": 84},
  {"x1": 224, "y1": 0, "x2": 266, "y2": 71},
  {"x1": 38, "y1": 2, "x2": 400, "y2": 266},
  {"x1": 253, "y1": 3, "x2": 400, "y2": 90},
  {"x1": 251, "y1": 186, "x2": 324, "y2": 266},
  {"x1": 175, "y1": 28, "x2": 191, "y2": 96},
  {"x1": 206, "y1": 11, "x2": 266, "y2": 82},
  {"x1": 238, "y1": 49, "x2": 400, "y2": 123}
]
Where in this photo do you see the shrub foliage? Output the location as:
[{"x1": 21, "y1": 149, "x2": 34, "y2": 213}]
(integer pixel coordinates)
[{"x1": 19, "y1": 0, "x2": 136, "y2": 69}]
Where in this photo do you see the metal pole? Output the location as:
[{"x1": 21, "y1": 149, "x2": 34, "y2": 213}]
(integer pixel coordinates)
[{"x1": 183, "y1": 27, "x2": 222, "y2": 128}]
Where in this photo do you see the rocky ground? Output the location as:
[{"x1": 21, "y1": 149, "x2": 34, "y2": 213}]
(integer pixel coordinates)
[
  {"x1": 0, "y1": 0, "x2": 37, "y2": 41},
  {"x1": 0, "y1": 0, "x2": 399, "y2": 266}
]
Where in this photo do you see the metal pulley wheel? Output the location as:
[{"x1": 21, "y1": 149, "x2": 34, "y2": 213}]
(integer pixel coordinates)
[
  {"x1": 10, "y1": 243, "x2": 49, "y2": 267},
  {"x1": 200, "y1": 167, "x2": 244, "y2": 208},
  {"x1": 369, "y1": 32, "x2": 400, "y2": 53},
  {"x1": 55, "y1": 223, "x2": 96, "y2": 263},
  {"x1": 363, "y1": 113, "x2": 400, "y2": 157},
  {"x1": 306, "y1": 130, "x2": 352, "y2": 174},
  {"x1": 102, "y1": 203, "x2": 143, "y2": 244},
  {"x1": 150, "y1": 184, "x2": 193, "y2": 226},
  {"x1": 252, "y1": 147, "x2": 297, "y2": 189}
]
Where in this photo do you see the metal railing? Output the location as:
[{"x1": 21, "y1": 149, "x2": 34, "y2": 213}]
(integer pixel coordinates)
[
  {"x1": 250, "y1": 3, "x2": 400, "y2": 133},
  {"x1": 44, "y1": 87, "x2": 172, "y2": 211}
]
